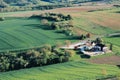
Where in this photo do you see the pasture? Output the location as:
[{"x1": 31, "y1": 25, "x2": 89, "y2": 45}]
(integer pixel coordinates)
[
  {"x1": 0, "y1": 17, "x2": 76, "y2": 52},
  {"x1": 103, "y1": 37, "x2": 120, "y2": 55},
  {"x1": 104, "y1": 37, "x2": 120, "y2": 47},
  {"x1": 0, "y1": 61, "x2": 119, "y2": 80}
]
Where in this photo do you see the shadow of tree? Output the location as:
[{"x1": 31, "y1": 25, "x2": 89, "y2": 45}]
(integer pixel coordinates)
[
  {"x1": 115, "y1": 11, "x2": 120, "y2": 13},
  {"x1": 23, "y1": 24, "x2": 52, "y2": 30},
  {"x1": 80, "y1": 54, "x2": 91, "y2": 59},
  {"x1": 116, "y1": 65, "x2": 120, "y2": 69},
  {"x1": 56, "y1": 36, "x2": 83, "y2": 40},
  {"x1": 56, "y1": 37, "x2": 77, "y2": 40}
]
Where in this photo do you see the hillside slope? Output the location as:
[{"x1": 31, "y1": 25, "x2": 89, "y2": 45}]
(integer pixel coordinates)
[
  {"x1": 0, "y1": 61, "x2": 119, "y2": 80},
  {"x1": 0, "y1": 0, "x2": 120, "y2": 7},
  {"x1": 0, "y1": 0, "x2": 51, "y2": 7}
]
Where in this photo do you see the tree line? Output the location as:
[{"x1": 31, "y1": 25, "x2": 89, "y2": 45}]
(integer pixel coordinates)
[
  {"x1": 0, "y1": 4, "x2": 72, "y2": 12},
  {"x1": 31, "y1": 13, "x2": 72, "y2": 22},
  {"x1": 31, "y1": 13, "x2": 91, "y2": 38},
  {"x1": 31, "y1": 13, "x2": 74, "y2": 36},
  {"x1": 0, "y1": 44, "x2": 75, "y2": 72}
]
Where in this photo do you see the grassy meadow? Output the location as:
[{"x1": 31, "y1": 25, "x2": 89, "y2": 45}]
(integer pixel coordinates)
[
  {"x1": 104, "y1": 37, "x2": 120, "y2": 47},
  {"x1": 103, "y1": 37, "x2": 120, "y2": 55},
  {"x1": 0, "y1": 17, "x2": 77, "y2": 52},
  {"x1": 0, "y1": 61, "x2": 119, "y2": 80}
]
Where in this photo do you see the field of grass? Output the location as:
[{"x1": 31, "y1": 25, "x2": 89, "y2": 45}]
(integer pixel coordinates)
[
  {"x1": 103, "y1": 37, "x2": 120, "y2": 55},
  {"x1": 0, "y1": 61, "x2": 119, "y2": 80},
  {"x1": 104, "y1": 37, "x2": 120, "y2": 47},
  {"x1": 0, "y1": 17, "x2": 77, "y2": 52}
]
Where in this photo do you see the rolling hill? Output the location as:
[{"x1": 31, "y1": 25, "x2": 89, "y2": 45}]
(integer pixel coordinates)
[
  {"x1": 0, "y1": 0, "x2": 120, "y2": 8},
  {"x1": 0, "y1": 0, "x2": 51, "y2": 7},
  {"x1": 0, "y1": 5, "x2": 119, "y2": 52}
]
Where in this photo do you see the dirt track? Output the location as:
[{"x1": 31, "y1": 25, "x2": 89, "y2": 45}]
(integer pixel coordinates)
[{"x1": 89, "y1": 55, "x2": 120, "y2": 65}]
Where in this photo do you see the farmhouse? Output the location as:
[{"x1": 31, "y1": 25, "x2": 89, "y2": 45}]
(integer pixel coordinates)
[
  {"x1": 80, "y1": 44, "x2": 109, "y2": 56},
  {"x1": 61, "y1": 39, "x2": 110, "y2": 56}
]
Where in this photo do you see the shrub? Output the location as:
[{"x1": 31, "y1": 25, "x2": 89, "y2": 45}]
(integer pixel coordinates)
[
  {"x1": 65, "y1": 50, "x2": 75, "y2": 57},
  {"x1": 41, "y1": 44, "x2": 52, "y2": 51},
  {"x1": 65, "y1": 40, "x2": 71, "y2": 47},
  {"x1": 0, "y1": 17, "x2": 4, "y2": 21},
  {"x1": 41, "y1": 19, "x2": 48, "y2": 25},
  {"x1": 64, "y1": 29, "x2": 73, "y2": 36}
]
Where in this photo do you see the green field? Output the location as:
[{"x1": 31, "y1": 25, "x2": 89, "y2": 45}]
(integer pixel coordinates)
[
  {"x1": 0, "y1": 61, "x2": 119, "y2": 80},
  {"x1": 103, "y1": 37, "x2": 120, "y2": 55},
  {"x1": 104, "y1": 37, "x2": 120, "y2": 47},
  {"x1": 0, "y1": 17, "x2": 76, "y2": 52}
]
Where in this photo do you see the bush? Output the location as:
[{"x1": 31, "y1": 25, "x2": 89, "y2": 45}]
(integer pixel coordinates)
[
  {"x1": 65, "y1": 50, "x2": 75, "y2": 57},
  {"x1": 64, "y1": 29, "x2": 73, "y2": 36},
  {"x1": 41, "y1": 19, "x2": 48, "y2": 25},
  {"x1": 0, "y1": 17, "x2": 4, "y2": 21}
]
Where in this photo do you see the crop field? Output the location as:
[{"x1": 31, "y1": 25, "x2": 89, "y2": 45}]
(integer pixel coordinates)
[
  {"x1": 0, "y1": 61, "x2": 119, "y2": 80},
  {"x1": 0, "y1": 18, "x2": 76, "y2": 52},
  {"x1": 72, "y1": 8, "x2": 120, "y2": 35}
]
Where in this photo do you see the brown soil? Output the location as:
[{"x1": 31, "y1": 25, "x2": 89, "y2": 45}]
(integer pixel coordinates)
[{"x1": 89, "y1": 55, "x2": 120, "y2": 65}]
